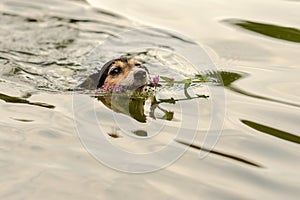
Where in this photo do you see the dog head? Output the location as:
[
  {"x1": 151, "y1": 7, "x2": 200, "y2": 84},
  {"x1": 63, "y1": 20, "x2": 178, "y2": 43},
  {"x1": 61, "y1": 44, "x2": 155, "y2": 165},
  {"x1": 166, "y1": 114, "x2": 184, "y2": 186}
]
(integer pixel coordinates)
[{"x1": 97, "y1": 58, "x2": 149, "y2": 89}]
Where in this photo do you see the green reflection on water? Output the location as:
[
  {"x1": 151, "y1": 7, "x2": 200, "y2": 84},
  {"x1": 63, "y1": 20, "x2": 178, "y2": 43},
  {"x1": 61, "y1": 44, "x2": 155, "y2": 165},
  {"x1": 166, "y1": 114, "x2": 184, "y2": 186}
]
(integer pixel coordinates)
[
  {"x1": 214, "y1": 70, "x2": 300, "y2": 108},
  {"x1": 224, "y1": 19, "x2": 300, "y2": 43},
  {"x1": 97, "y1": 94, "x2": 193, "y2": 123},
  {"x1": 176, "y1": 140, "x2": 262, "y2": 168},
  {"x1": 241, "y1": 119, "x2": 300, "y2": 144},
  {"x1": 0, "y1": 93, "x2": 55, "y2": 109}
]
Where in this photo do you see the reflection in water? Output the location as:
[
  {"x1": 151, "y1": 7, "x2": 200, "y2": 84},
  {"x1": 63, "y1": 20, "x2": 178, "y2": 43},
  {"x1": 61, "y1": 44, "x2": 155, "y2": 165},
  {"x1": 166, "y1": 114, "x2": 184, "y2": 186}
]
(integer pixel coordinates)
[
  {"x1": 132, "y1": 130, "x2": 148, "y2": 137},
  {"x1": 228, "y1": 85, "x2": 300, "y2": 108},
  {"x1": 90, "y1": 55, "x2": 212, "y2": 123},
  {"x1": 93, "y1": 69, "x2": 272, "y2": 124},
  {"x1": 215, "y1": 71, "x2": 300, "y2": 108},
  {"x1": 241, "y1": 119, "x2": 300, "y2": 144},
  {"x1": 224, "y1": 19, "x2": 300, "y2": 43},
  {"x1": 176, "y1": 140, "x2": 262, "y2": 168},
  {"x1": 0, "y1": 93, "x2": 54, "y2": 109},
  {"x1": 11, "y1": 118, "x2": 34, "y2": 122},
  {"x1": 92, "y1": 68, "x2": 297, "y2": 145},
  {"x1": 97, "y1": 93, "x2": 149, "y2": 123},
  {"x1": 96, "y1": 92, "x2": 205, "y2": 123},
  {"x1": 107, "y1": 126, "x2": 121, "y2": 138}
]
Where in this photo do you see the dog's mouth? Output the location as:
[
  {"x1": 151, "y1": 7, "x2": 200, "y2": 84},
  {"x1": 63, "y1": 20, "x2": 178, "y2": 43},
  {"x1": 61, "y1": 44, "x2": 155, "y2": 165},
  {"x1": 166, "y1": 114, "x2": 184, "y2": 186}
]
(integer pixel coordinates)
[
  {"x1": 120, "y1": 81, "x2": 149, "y2": 92},
  {"x1": 132, "y1": 78, "x2": 149, "y2": 88}
]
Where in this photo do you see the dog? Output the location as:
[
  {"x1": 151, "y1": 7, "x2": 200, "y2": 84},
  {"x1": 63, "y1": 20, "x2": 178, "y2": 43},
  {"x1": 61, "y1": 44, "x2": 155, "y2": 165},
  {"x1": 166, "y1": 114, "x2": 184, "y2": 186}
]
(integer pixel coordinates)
[
  {"x1": 79, "y1": 57, "x2": 150, "y2": 90},
  {"x1": 79, "y1": 57, "x2": 174, "y2": 123},
  {"x1": 78, "y1": 57, "x2": 151, "y2": 123}
]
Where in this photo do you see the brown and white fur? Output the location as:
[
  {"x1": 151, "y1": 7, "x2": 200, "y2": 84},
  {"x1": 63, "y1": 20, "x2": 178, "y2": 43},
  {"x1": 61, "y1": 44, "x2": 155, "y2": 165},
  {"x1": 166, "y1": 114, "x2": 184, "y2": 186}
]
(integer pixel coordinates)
[{"x1": 98, "y1": 58, "x2": 150, "y2": 90}]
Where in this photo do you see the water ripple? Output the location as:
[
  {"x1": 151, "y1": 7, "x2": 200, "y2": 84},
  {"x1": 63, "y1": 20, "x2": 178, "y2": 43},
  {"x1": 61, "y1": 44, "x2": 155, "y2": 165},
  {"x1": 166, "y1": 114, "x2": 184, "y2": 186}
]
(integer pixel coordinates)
[{"x1": 223, "y1": 19, "x2": 300, "y2": 43}]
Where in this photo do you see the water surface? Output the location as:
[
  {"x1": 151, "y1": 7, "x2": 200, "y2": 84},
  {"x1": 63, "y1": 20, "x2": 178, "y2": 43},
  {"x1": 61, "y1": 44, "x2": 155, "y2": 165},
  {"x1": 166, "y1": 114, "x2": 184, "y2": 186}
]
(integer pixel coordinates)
[{"x1": 0, "y1": 0, "x2": 299, "y2": 199}]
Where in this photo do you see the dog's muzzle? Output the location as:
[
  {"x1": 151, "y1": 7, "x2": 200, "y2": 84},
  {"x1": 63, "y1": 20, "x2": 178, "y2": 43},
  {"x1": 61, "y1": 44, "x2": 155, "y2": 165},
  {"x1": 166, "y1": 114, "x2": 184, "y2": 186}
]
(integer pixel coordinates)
[{"x1": 134, "y1": 70, "x2": 147, "y2": 81}]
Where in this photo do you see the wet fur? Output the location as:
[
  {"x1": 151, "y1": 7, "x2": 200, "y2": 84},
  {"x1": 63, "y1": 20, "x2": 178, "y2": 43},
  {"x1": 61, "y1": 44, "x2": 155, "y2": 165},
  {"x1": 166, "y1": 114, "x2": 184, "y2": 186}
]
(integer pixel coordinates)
[
  {"x1": 102, "y1": 58, "x2": 149, "y2": 88},
  {"x1": 78, "y1": 58, "x2": 149, "y2": 90},
  {"x1": 104, "y1": 60, "x2": 135, "y2": 86}
]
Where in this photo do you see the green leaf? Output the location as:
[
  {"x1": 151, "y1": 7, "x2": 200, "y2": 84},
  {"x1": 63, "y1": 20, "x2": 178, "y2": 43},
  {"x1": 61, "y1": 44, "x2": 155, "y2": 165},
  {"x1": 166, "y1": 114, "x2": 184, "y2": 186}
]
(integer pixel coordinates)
[
  {"x1": 184, "y1": 79, "x2": 192, "y2": 99},
  {"x1": 160, "y1": 76, "x2": 171, "y2": 81},
  {"x1": 166, "y1": 82, "x2": 174, "y2": 87},
  {"x1": 195, "y1": 74, "x2": 209, "y2": 82}
]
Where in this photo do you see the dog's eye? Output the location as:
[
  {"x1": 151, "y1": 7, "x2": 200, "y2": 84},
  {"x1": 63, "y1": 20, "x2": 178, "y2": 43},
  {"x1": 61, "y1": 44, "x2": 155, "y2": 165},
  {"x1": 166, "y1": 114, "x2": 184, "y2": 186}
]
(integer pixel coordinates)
[{"x1": 110, "y1": 67, "x2": 122, "y2": 76}]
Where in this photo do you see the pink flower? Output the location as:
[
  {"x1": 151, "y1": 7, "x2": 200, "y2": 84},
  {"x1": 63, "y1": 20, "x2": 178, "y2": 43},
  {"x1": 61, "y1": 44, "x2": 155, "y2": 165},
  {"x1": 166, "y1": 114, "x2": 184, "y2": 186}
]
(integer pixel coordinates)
[
  {"x1": 151, "y1": 75, "x2": 159, "y2": 87},
  {"x1": 113, "y1": 84, "x2": 121, "y2": 92},
  {"x1": 96, "y1": 88, "x2": 104, "y2": 93},
  {"x1": 103, "y1": 85, "x2": 110, "y2": 91},
  {"x1": 96, "y1": 84, "x2": 123, "y2": 93}
]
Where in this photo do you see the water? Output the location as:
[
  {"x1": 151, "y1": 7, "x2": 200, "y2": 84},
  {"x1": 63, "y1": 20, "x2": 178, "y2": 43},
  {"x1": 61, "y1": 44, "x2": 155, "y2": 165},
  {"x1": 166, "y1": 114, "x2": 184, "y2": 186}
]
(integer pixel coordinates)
[{"x1": 0, "y1": 0, "x2": 300, "y2": 199}]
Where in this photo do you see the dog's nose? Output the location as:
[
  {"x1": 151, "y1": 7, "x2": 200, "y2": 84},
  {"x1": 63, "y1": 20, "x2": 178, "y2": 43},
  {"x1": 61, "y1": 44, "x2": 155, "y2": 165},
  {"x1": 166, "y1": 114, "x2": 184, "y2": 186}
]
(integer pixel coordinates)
[{"x1": 134, "y1": 70, "x2": 147, "y2": 80}]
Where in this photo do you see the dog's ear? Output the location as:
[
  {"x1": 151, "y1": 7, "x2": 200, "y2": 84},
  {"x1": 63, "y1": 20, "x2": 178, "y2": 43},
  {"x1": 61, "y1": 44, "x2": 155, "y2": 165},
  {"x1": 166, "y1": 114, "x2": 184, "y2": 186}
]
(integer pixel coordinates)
[{"x1": 97, "y1": 59, "x2": 116, "y2": 88}]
